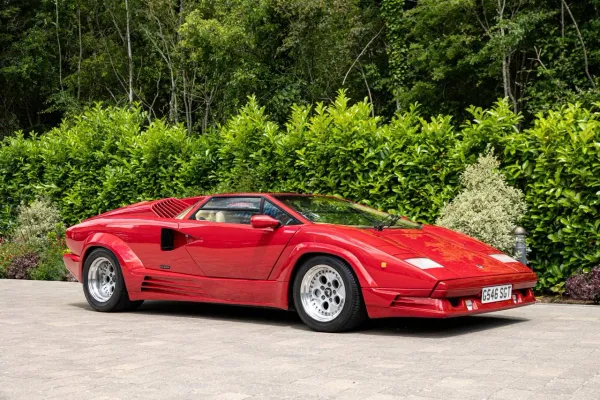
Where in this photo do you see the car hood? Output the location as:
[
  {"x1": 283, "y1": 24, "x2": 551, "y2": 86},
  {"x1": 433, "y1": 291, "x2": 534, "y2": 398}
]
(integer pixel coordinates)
[{"x1": 374, "y1": 225, "x2": 530, "y2": 277}]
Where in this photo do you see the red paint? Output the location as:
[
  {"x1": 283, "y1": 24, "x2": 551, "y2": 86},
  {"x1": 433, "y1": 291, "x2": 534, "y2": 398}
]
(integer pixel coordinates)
[
  {"x1": 63, "y1": 253, "x2": 81, "y2": 282},
  {"x1": 177, "y1": 220, "x2": 300, "y2": 280},
  {"x1": 63, "y1": 193, "x2": 537, "y2": 319}
]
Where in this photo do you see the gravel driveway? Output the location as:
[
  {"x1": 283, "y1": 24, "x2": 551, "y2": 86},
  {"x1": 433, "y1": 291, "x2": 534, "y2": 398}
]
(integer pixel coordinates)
[{"x1": 1, "y1": 280, "x2": 599, "y2": 400}]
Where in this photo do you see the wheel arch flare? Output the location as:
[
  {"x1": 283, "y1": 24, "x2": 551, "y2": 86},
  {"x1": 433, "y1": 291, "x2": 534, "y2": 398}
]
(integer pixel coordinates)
[{"x1": 76, "y1": 233, "x2": 145, "y2": 291}]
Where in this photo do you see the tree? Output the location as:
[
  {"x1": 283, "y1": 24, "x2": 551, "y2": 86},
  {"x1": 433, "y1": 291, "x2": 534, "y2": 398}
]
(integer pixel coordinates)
[
  {"x1": 2, "y1": 0, "x2": 600, "y2": 136},
  {"x1": 381, "y1": 0, "x2": 600, "y2": 119},
  {"x1": 179, "y1": 5, "x2": 263, "y2": 132},
  {"x1": 0, "y1": 0, "x2": 62, "y2": 136}
]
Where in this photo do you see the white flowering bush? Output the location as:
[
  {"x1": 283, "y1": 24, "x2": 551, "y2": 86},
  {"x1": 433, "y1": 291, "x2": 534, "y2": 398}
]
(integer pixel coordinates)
[
  {"x1": 436, "y1": 150, "x2": 526, "y2": 253},
  {"x1": 11, "y1": 198, "x2": 64, "y2": 249},
  {"x1": 0, "y1": 198, "x2": 69, "y2": 280}
]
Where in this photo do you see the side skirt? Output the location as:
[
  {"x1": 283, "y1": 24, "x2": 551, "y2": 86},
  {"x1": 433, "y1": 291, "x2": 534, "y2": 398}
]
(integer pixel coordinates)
[{"x1": 127, "y1": 269, "x2": 289, "y2": 310}]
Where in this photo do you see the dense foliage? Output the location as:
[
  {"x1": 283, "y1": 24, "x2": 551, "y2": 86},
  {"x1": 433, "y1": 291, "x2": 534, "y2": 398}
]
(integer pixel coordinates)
[
  {"x1": 500, "y1": 104, "x2": 600, "y2": 293},
  {"x1": 383, "y1": 0, "x2": 600, "y2": 119},
  {"x1": 2, "y1": 0, "x2": 600, "y2": 137},
  {"x1": 0, "y1": 96, "x2": 598, "y2": 291},
  {"x1": 0, "y1": 0, "x2": 384, "y2": 136},
  {"x1": 437, "y1": 151, "x2": 527, "y2": 254}
]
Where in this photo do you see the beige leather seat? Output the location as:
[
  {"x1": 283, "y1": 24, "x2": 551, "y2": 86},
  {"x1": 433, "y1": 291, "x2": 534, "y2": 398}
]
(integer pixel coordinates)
[
  {"x1": 196, "y1": 210, "x2": 217, "y2": 221},
  {"x1": 215, "y1": 211, "x2": 226, "y2": 223}
]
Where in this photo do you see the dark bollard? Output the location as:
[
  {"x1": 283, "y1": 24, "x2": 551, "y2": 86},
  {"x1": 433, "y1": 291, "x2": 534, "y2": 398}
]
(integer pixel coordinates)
[{"x1": 513, "y1": 226, "x2": 527, "y2": 265}]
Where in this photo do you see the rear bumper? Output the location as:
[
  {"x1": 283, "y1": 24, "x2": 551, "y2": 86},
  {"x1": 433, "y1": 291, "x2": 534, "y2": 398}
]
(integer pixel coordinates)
[
  {"x1": 363, "y1": 273, "x2": 537, "y2": 319},
  {"x1": 63, "y1": 253, "x2": 82, "y2": 282}
]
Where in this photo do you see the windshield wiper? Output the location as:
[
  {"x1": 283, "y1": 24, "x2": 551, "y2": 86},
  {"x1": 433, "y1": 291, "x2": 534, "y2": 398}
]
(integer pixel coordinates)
[{"x1": 375, "y1": 214, "x2": 400, "y2": 231}]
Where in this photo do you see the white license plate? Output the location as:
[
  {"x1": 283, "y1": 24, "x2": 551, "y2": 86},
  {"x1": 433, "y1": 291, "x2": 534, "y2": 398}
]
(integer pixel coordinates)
[{"x1": 481, "y1": 285, "x2": 512, "y2": 304}]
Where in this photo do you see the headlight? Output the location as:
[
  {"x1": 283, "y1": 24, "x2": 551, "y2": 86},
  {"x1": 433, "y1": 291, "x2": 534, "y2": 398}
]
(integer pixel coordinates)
[
  {"x1": 404, "y1": 258, "x2": 444, "y2": 269},
  {"x1": 490, "y1": 254, "x2": 518, "y2": 263}
]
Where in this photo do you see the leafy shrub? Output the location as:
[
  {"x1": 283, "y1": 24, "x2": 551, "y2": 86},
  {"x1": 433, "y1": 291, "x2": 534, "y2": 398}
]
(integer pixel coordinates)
[
  {"x1": 5, "y1": 252, "x2": 39, "y2": 279},
  {"x1": 29, "y1": 232, "x2": 69, "y2": 281},
  {"x1": 566, "y1": 267, "x2": 600, "y2": 303},
  {"x1": 436, "y1": 150, "x2": 526, "y2": 253},
  {"x1": 501, "y1": 104, "x2": 600, "y2": 293}
]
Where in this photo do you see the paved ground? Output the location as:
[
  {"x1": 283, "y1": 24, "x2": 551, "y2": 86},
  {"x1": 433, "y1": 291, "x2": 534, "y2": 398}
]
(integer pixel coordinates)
[{"x1": 1, "y1": 281, "x2": 600, "y2": 400}]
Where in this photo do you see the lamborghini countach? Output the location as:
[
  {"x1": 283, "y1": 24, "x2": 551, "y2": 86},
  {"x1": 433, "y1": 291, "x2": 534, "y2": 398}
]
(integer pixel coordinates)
[{"x1": 63, "y1": 193, "x2": 537, "y2": 332}]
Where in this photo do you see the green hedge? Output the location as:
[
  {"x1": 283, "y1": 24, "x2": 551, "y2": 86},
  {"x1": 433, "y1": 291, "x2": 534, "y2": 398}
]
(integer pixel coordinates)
[
  {"x1": 501, "y1": 105, "x2": 600, "y2": 293},
  {"x1": 1, "y1": 94, "x2": 598, "y2": 292}
]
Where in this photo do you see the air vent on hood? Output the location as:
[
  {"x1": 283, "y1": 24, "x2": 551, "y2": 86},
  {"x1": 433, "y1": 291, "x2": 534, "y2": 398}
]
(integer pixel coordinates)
[{"x1": 151, "y1": 198, "x2": 189, "y2": 218}]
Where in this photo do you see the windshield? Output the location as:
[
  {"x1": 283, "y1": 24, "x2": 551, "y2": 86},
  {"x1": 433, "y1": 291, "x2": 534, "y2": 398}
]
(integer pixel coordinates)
[{"x1": 275, "y1": 195, "x2": 421, "y2": 229}]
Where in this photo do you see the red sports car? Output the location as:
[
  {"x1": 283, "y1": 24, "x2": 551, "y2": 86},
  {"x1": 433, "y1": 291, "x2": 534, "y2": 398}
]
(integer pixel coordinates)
[{"x1": 63, "y1": 193, "x2": 537, "y2": 332}]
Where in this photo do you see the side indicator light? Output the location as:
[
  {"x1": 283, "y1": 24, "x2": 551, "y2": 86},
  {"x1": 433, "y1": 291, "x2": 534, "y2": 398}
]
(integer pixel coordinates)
[
  {"x1": 381, "y1": 262, "x2": 387, "y2": 269},
  {"x1": 465, "y1": 300, "x2": 473, "y2": 311}
]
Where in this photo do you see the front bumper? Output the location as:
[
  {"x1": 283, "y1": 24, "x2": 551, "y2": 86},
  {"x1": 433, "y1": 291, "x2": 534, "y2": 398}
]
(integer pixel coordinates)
[
  {"x1": 363, "y1": 273, "x2": 537, "y2": 319},
  {"x1": 63, "y1": 253, "x2": 82, "y2": 282}
]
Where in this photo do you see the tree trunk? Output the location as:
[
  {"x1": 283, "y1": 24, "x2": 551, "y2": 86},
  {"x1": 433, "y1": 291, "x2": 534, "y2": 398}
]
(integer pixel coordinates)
[
  {"x1": 498, "y1": 0, "x2": 517, "y2": 113},
  {"x1": 561, "y1": 1, "x2": 565, "y2": 38},
  {"x1": 55, "y1": 0, "x2": 63, "y2": 91},
  {"x1": 77, "y1": 1, "x2": 82, "y2": 100},
  {"x1": 182, "y1": 70, "x2": 194, "y2": 134},
  {"x1": 125, "y1": 0, "x2": 134, "y2": 102},
  {"x1": 562, "y1": 0, "x2": 595, "y2": 88}
]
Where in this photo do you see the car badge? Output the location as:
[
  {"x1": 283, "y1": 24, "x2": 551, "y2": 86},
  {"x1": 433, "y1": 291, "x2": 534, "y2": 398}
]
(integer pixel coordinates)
[{"x1": 476, "y1": 264, "x2": 484, "y2": 269}]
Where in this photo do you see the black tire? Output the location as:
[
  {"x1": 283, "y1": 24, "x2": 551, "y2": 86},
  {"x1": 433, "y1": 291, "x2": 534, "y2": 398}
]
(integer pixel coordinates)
[
  {"x1": 293, "y1": 255, "x2": 366, "y2": 332},
  {"x1": 82, "y1": 248, "x2": 143, "y2": 312}
]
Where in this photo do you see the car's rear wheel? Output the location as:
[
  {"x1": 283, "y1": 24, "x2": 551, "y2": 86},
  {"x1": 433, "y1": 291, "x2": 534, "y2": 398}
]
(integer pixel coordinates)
[
  {"x1": 82, "y1": 248, "x2": 143, "y2": 312},
  {"x1": 293, "y1": 255, "x2": 366, "y2": 332}
]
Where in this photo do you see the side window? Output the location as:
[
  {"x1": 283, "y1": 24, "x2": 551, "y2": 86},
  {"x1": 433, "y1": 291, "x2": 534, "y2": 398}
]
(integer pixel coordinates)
[
  {"x1": 195, "y1": 197, "x2": 261, "y2": 225},
  {"x1": 263, "y1": 200, "x2": 300, "y2": 226}
]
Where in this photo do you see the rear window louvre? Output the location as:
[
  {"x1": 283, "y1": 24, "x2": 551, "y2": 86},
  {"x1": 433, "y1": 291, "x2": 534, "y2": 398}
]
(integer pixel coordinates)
[{"x1": 151, "y1": 198, "x2": 189, "y2": 219}]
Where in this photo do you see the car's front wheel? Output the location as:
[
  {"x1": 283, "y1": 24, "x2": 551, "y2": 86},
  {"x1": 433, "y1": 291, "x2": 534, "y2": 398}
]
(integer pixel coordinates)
[
  {"x1": 293, "y1": 255, "x2": 366, "y2": 332},
  {"x1": 82, "y1": 248, "x2": 143, "y2": 312}
]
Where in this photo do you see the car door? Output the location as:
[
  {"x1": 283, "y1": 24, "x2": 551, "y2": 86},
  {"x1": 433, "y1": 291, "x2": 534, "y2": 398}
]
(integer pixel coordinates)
[
  {"x1": 113, "y1": 218, "x2": 203, "y2": 276},
  {"x1": 177, "y1": 196, "x2": 301, "y2": 280}
]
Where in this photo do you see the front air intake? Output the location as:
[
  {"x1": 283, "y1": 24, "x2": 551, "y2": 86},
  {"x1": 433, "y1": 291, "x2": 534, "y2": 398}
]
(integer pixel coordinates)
[{"x1": 151, "y1": 198, "x2": 189, "y2": 218}]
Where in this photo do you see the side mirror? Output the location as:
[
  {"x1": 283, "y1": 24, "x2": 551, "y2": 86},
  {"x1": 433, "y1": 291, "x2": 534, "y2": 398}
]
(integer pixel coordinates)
[{"x1": 251, "y1": 215, "x2": 281, "y2": 229}]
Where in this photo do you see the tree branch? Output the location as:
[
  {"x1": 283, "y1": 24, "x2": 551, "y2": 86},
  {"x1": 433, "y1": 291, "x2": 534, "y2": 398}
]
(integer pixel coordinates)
[
  {"x1": 562, "y1": 0, "x2": 595, "y2": 88},
  {"x1": 343, "y1": 27, "x2": 383, "y2": 86},
  {"x1": 529, "y1": 46, "x2": 548, "y2": 71},
  {"x1": 358, "y1": 65, "x2": 375, "y2": 118}
]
